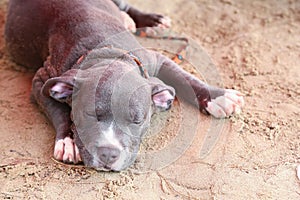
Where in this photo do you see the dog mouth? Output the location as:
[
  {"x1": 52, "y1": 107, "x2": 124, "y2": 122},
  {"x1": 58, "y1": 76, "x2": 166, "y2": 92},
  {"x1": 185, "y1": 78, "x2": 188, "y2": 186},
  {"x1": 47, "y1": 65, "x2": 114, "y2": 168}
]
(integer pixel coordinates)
[
  {"x1": 94, "y1": 165, "x2": 115, "y2": 172},
  {"x1": 93, "y1": 162, "x2": 124, "y2": 172},
  {"x1": 71, "y1": 122, "x2": 142, "y2": 171}
]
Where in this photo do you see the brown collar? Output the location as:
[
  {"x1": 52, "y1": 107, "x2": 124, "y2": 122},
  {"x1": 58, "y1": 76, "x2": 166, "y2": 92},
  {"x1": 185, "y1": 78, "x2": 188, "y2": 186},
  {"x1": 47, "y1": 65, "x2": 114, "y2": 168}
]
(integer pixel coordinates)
[
  {"x1": 76, "y1": 48, "x2": 149, "y2": 79},
  {"x1": 127, "y1": 52, "x2": 149, "y2": 79}
]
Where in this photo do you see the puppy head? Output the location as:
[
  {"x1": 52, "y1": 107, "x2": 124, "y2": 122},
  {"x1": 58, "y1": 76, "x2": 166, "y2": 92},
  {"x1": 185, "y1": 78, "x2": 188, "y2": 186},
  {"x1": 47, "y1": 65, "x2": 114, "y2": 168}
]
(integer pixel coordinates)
[{"x1": 42, "y1": 62, "x2": 175, "y2": 171}]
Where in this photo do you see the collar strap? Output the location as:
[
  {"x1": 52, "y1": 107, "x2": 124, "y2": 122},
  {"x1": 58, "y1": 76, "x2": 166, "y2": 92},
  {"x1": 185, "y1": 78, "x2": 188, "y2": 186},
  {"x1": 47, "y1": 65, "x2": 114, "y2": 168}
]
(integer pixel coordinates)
[
  {"x1": 76, "y1": 47, "x2": 149, "y2": 79},
  {"x1": 135, "y1": 29, "x2": 188, "y2": 65},
  {"x1": 127, "y1": 52, "x2": 149, "y2": 79}
]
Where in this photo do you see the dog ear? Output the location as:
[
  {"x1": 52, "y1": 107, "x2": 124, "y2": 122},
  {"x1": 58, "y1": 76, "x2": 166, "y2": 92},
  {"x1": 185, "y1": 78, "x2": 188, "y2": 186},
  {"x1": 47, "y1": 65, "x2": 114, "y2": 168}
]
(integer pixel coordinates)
[
  {"x1": 148, "y1": 77, "x2": 175, "y2": 111},
  {"x1": 42, "y1": 69, "x2": 78, "y2": 104}
]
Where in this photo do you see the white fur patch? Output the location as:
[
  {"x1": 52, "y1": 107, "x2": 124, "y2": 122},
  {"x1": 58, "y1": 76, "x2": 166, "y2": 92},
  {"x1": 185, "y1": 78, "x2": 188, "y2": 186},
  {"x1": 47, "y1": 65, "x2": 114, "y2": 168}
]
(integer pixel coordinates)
[
  {"x1": 206, "y1": 101, "x2": 227, "y2": 118},
  {"x1": 158, "y1": 16, "x2": 172, "y2": 28},
  {"x1": 54, "y1": 139, "x2": 64, "y2": 160},
  {"x1": 62, "y1": 137, "x2": 75, "y2": 162},
  {"x1": 98, "y1": 124, "x2": 123, "y2": 151},
  {"x1": 120, "y1": 11, "x2": 136, "y2": 33},
  {"x1": 206, "y1": 89, "x2": 244, "y2": 118},
  {"x1": 94, "y1": 124, "x2": 125, "y2": 170},
  {"x1": 53, "y1": 137, "x2": 81, "y2": 163},
  {"x1": 111, "y1": 148, "x2": 129, "y2": 171}
]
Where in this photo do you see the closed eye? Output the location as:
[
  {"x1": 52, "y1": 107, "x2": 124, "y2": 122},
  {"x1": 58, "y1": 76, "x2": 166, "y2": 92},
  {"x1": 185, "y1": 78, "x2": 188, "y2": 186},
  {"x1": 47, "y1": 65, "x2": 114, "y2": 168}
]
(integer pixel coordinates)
[
  {"x1": 85, "y1": 110, "x2": 96, "y2": 118},
  {"x1": 131, "y1": 112, "x2": 146, "y2": 125},
  {"x1": 95, "y1": 106, "x2": 111, "y2": 121},
  {"x1": 133, "y1": 120, "x2": 143, "y2": 125}
]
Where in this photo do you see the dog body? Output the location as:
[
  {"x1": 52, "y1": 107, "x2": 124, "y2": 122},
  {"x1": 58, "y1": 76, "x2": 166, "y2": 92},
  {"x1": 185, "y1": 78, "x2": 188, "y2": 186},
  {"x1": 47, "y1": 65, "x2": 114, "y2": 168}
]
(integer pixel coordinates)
[{"x1": 5, "y1": 0, "x2": 244, "y2": 171}]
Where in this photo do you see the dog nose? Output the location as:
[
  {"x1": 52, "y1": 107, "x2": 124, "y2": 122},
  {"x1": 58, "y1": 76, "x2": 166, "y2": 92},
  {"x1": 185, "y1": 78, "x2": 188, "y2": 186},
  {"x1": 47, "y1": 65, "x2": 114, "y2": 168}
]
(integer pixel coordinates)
[{"x1": 98, "y1": 146, "x2": 120, "y2": 165}]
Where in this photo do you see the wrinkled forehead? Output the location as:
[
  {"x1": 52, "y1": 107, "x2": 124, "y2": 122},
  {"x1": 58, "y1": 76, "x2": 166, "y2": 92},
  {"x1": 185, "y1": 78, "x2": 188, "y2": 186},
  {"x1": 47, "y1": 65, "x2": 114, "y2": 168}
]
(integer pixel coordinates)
[{"x1": 71, "y1": 64, "x2": 151, "y2": 121}]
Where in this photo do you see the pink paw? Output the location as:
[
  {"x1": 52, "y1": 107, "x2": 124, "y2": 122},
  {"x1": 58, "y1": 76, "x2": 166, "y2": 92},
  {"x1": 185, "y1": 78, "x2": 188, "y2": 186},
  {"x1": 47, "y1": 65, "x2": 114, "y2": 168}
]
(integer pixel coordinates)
[
  {"x1": 141, "y1": 17, "x2": 172, "y2": 37},
  {"x1": 206, "y1": 89, "x2": 245, "y2": 118},
  {"x1": 54, "y1": 137, "x2": 81, "y2": 164},
  {"x1": 120, "y1": 11, "x2": 136, "y2": 33},
  {"x1": 158, "y1": 16, "x2": 171, "y2": 29}
]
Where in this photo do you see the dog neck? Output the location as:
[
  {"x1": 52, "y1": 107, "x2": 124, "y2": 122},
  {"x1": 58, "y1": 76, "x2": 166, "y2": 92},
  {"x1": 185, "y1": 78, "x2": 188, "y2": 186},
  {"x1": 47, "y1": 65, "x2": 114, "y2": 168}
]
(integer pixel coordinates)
[{"x1": 75, "y1": 46, "x2": 149, "y2": 79}]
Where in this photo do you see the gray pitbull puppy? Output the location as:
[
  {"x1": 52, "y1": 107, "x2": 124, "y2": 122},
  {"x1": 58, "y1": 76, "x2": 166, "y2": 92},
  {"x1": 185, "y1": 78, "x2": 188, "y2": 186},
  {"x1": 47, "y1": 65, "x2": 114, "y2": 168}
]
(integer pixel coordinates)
[{"x1": 5, "y1": 0, "x2": 244, "y2": 171}]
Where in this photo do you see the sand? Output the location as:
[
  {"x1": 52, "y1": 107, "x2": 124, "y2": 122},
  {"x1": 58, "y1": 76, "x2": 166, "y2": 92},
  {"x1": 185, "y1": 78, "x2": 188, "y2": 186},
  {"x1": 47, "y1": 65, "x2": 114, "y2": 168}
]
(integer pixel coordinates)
[{"x1": 0, "y1": 0, "x2": 299, "y2": 199}]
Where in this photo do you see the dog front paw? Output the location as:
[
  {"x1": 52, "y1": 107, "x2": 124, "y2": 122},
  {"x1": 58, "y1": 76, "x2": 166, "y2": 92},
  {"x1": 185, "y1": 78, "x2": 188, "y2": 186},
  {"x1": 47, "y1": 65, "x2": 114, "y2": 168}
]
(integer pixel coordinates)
[
  {"x1": 205, "y1": 89, "x2": 245, "y2": 118},
  {"x1": 157, "y1": 16, "x2": 171, "y2": 29},
  {"x1": 135, "y1": 13, "x2": 171, "y2": 29},
  {"x1": 120, "y1": 11, "x2": 136, "y2": 33},
  {"x1": 54, "y1": 137, "x2": 82, "y2": 164}
]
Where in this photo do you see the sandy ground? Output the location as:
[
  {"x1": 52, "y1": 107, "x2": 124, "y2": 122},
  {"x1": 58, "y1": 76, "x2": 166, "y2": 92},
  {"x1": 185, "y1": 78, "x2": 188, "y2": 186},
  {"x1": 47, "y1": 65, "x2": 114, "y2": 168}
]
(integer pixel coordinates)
[{"x1": 0, "y1": 0, "x2": 300, "y2": 199}]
